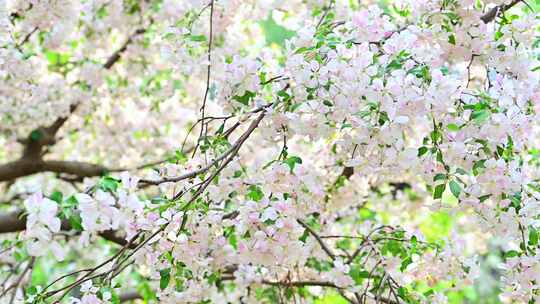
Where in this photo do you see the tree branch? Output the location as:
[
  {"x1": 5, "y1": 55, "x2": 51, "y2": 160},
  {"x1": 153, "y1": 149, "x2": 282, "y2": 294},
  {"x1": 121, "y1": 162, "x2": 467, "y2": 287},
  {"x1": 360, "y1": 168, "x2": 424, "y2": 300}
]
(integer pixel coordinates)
[
  {"x1": 0, "y1": 160, "x2": 108, "y2": 182},
  {"x1": 0, "y1": 210, "x2": 131, "y2": 247},
  {"x1": 103, "y1": 28, "x2": 146, "y2": 70},
  {"x1": 480, "y1": 0, "x2": 522, "y2": 23},
  {"x1": 3, "y1": 28, "x2": 149, "y2": 184},
  {"x1": 140, "y1": 113, "x2": 266, "y2": 186},
  {"x1": 297, "y1": 219, "x2": 336, "y2": 260}
]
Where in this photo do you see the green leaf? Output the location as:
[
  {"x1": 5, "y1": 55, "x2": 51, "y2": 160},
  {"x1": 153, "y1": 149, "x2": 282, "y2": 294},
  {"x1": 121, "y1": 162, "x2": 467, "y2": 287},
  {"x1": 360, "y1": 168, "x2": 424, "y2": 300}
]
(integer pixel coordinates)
[
  {"x1": 247, "y1": 185, "x2": 264, "y2": 202},
  {"x1": 433, "y1": 173, "x2": 447, "y2": 182},
  {"x1": 433, "y1": 183, "x2": 446, "y2": 199},
  {"x1": 258, "y1": 15, "x2": 296, "y2": 48},
  {"x1": 233, "y1": 90, "x2": 256, "y2": 106},
  {"x1": 323, "y1": 100, "x2": 333, "y2": 107},
  {"x1": 504, "y1": 250, "x2": 519, "y2": 258},
  {"x1": 174, "y1": 150, "x2": 188, "y2": 164},
  {"x1": 228, "y1": 232, "x2": 238, "y2": 249},
  {"x1": 471, "y1": 109, "x2": 490, "y2": 123},
  {"x1": 189, "y1": 34, "x2": 207, "y2": 42},
  {"x1": 418, "y1": 146, "x2": 428, "y2": 157},
  {"x1": 137, "y1": 282, "x2": 157, "y2": 301},
  {"x1": 110, "y1": 292, "x2": 120, "y2": 304},
  {"x1": 455, "y1": 167, "x2": 468, "y2": 175},
  {"x1": 26, "y1": 286, "x2": 38, "y2": 296},
  {"x1": 529, "y1": 228, "x2": 538, "y2": 246},
  {"x1": 447, "y1": 123, "x2": 460, "y2": 131},
  {"x1": 50, "y1": 191, "x2": 63, "y2": 204},
  {"x1": 69, "y1": 214, "x2": 83, "y2": 231},
  {"x1": 400, "y1": 256, "x2": 413, "y2": 271},
  {"x1": 472, "y1": 159, "x2": 486, "y2": 176},
  {"x1": 449, "y1": 180, "x2": 461, "y2": 198},
  {"x1": 448, "y1": 34, "x2": 456, "y2": 45},
  {"x1": 99, "y1": 176, "x2": 119, "y2": 192},
  {"x1": 45, "y1": 50, "x2": 70, "y2": 67},
  {"x1": 63, "y1": 195, "x2": 78, "y2": 208},
  {"x1": 479, "y1": 194, "x2": 491, "y2": 202},
  {"x1": 283, "y1": 156, "x2": 302, "y2": 172},
  {"x1": 159, "y1": 269, "x2": 171, "y2": 290},
  {"x1": 349, "y1": 266, "x2": 369, "y2": 285}
]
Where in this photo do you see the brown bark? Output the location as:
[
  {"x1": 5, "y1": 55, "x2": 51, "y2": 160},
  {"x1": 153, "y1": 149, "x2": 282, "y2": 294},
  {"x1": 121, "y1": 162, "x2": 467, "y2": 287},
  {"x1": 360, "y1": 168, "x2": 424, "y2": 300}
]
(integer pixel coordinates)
[
  {"x1": 0, "y1": 210, "x2": 131, "y2": 247},
  {"x1": 480, "y1": 0, "x2": 522, "y2": 23}
]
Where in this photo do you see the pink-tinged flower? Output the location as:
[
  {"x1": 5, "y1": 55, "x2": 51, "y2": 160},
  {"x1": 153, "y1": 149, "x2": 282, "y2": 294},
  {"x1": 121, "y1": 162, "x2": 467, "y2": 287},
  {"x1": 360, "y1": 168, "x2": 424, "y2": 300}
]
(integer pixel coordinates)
[
  {"x1": 352, "y1": 11, "x2": 369, "y2": 28},
  {"x1": 260, "y1": 207, "x2": 278, "y2": 222},
  {"x1": 24, "y1": 192, "x2": 61, "y2": 233},
  {"x1": 80, "y1": 294, "x2": 101, "y2": 304}
]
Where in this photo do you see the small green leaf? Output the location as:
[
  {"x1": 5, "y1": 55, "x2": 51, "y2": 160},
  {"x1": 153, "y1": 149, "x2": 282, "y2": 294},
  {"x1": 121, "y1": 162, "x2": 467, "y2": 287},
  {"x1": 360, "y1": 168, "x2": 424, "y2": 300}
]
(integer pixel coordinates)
[
  {"x1": 455, "y1": 167, "x2": 468, "y2": 175},
  {"x1": 418, "y1": 146, "x2": 428, "y2": 157},
  {"x1": 44, "y1": 50, "x2": 70, "y2": 67},
  {"x1": 137, "y1": 282, "x2": 157, "y2": 301},
  {"x1": 478, "y1": 194, "x2": 491, "y2": 202},
  {"x1": 447, "y1": 123, "x2": 460, "y2": 131},
  {"x1": 448, "y1": 34, "x2": 456, "y2": 45},
  {"x1": 50, "y1": 191, "x2": 63, "y2": 204},
  {"x1": 63, "y1": 195, "x2": 78, "y2": 208},
  {"x1": 26, "y1": 286, "x2": 38, "y2": 296},
  {"x1": 449, "y1": 180, "x2": 461, "y2": 198},
  {"x1": 159, "y1": 269, "x2": 171, "y2": 290},
  {"x1": 174, "y1": 150, "x2": 188, "y2": 164},
  {"x1": 349, "y1": 266, "x2": 369, "y2": 285},
  {"x1": 504, "y1": 250, "x2": 519, "y2": 258},
  {"x1": 323, "y1": 100, "x2": 333, "y2": 107},
  {"x1": 283, "y1": 156, "x2": 302, "y2": 172},
  {"x1": 189, "y1": 34, "x2": 207, "y2": 42},
  {"x1": 433, "y1": 183, "x2": 446, "y2": 199},
  {"x1": 233, "y1": 90, "x2": 256, "y2": 106},
  {"x1": 471, "y1": 109, "x2": 490, "y2": 123},
  {"x1": 247, "y1": 185, "x2": 264, "y2": 202},
  {"x1": 99, "y1": 176, "x2": 119, "y2": 192},
  {"x1": 529, "y1": 228, "x2": 538, "y2": 246},
  {"x1": 69, "y1": 214, "x2": 83, "y2": 231},
  {"x1": 433, "y1": 173, "x2": 447, "y2": 182},
  {"x1": 228, "y1": 232, "x2": 238, "y2": 249}
]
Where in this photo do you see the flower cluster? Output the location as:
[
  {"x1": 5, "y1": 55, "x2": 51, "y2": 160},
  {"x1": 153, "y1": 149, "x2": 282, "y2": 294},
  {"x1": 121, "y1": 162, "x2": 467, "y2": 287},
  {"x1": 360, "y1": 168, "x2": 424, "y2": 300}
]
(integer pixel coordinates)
[{"x1": 1, "y1": 0, "x2": 540, "y2": 303}]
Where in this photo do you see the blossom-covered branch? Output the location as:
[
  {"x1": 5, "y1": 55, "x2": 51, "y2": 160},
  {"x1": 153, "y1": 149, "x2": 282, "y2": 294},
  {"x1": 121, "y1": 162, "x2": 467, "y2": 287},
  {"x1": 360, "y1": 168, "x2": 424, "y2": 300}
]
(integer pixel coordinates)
[{"x1": 1, "y1": 0, "x2": 540, "y2": 303}]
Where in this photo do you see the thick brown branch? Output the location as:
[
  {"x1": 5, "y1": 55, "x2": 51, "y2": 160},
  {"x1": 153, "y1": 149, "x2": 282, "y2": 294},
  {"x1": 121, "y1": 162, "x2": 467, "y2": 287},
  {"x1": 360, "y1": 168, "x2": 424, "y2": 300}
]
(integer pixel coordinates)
[
  {"x1": 41, "y1": 160, "x2": 108, "y2": 177},
  {"x1": 103, "y1": 28, "x2": 146, "y2": 69},
  {"x1": 0, "y1": 210, "x2": 131, "y2": 247},
  {"x1": 0, "y1": 210, "x2": 26, "y2": 233},
  {"x1": 480, "y1": 0, "x2": 522, "y2": 23},
  {"x1": 0, "y1": 160, "x2": 108, "y2": 182}
]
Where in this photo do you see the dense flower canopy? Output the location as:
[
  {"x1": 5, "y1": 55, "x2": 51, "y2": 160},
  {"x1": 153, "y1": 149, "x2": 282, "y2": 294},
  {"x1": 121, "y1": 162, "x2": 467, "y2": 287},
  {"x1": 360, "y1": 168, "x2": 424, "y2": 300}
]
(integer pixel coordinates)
[{"x1": 1, "y1": 0, "x2": 540, "y2": 303}]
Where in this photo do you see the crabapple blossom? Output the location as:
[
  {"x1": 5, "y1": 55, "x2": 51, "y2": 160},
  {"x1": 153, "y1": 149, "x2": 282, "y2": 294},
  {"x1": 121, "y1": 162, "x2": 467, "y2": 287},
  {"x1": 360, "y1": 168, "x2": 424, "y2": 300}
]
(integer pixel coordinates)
[{"x1": 1, "y1": 0, "x2": 540, "y2": 303}]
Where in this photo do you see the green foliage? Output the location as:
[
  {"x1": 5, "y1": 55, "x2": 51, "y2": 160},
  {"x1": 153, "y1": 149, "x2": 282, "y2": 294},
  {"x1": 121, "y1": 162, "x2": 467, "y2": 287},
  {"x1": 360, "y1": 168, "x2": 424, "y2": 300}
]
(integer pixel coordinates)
[
  {"x1": 246, "y1": 185, "x2": 264, "y2": 202},
  {"x1": 98, "y1": 176, "x2": 120, "y2": 192},
  {"x1": 233, "y1": 90, "x2": 256, "y2": 106},
  {"x1": 283, "y1": 155, "x2": 302, "y2": 172},
  {"x1": 160, "y1": 269, "x2": 171, "y2": 290},
  {"x1": 258, "y1": 14, "x2": 296, "y2": 47}
]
